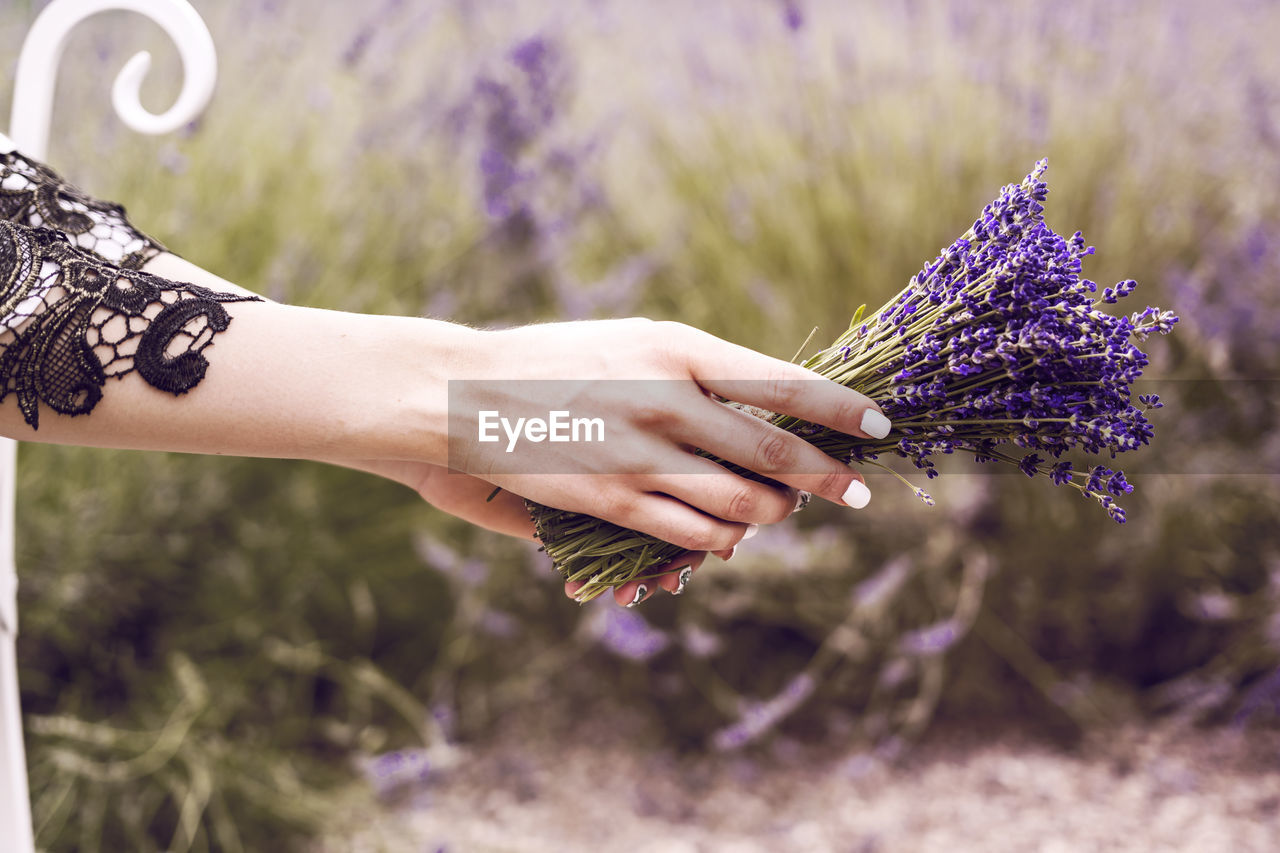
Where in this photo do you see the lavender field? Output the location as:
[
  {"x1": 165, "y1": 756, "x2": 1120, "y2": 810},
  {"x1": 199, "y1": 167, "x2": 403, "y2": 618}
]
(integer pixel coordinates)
[{"x1": 3, "y1": 0, "x2": 1279, "y2": 849}]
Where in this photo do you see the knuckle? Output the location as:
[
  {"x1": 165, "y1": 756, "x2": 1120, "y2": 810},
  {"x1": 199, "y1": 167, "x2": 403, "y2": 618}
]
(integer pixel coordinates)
[
  {"x1": 723, "y1": 483, "x2": 758, "y2": 521},
  {"x1": 629, "y1": 400, "x2": 670, "y2": 429},
  {"x1": 830, "y1": 395, "x2": 864, "y2": 432},
  {"x1": 755, "y1": 430, "x2": 795, "y2": 472},
  {"x1": 599, "y1": 490, "x2": 637, "y2": 521},
  {"x1": 814, "y1": 468, "x2": 852, "y2": 501},
  {"x1": 670, "y1": 519, "x2": 730, "y2": 553},
  {"x1": 764, "y1": 369, "x2": 801, "y2": 411}
]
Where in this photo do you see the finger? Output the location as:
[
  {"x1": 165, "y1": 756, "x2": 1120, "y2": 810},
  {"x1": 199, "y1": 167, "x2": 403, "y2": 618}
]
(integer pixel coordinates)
[
  {"x1": 684, "y1": 334, "x2": 892, "y2": 440},
  {"x1": 613, "y1": 574, "x2": 660, "y2": 607},
  {"x1": 654, "y1": 551, "x2": 707, "y2": 594},
  {"x1": 614, "y1": 550, "x2": 706, "y2": 605},
  {"x1": 591, "y1": 489, "x2": 753, "y2": 553},
  {"x1": 672, "y1": 400, "x2": 874, "y2": 509},
  {"x1": 710, "y1": 544, "x2": 736, "y2": 561},
  {"x1": 646, "y1": 459, "x2": 799, "y2": 524}
]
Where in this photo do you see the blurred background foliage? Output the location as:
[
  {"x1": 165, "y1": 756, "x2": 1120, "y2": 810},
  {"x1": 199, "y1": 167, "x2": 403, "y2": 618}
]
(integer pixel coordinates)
[{"x1": 2, "y1": 0, "x2": 1278, "y2": 849}]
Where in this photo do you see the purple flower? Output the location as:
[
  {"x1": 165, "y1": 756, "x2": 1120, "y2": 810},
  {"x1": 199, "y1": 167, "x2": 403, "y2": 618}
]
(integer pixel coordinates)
[
  {"x1": 710, "y1": 672, "x2": 816, "y2": 750},
  {"x1": 779, "y1": 0, "x2": 805, "y2": 31},
  {"x1": 801, "y1": 161, "x2": 1178, "y2": 523},
  {"x1": 586, "y1": 604, "x2": 670, "y2": 661},
  {"x1": 473, "y1": 35, "x2": 571, "y2": 223},
  {"x1": 361, "y1": 748, "x2": 432, "y2": 797},
  {"x1": 899, "y1": 619, "x2": 964, "y2": 656}
]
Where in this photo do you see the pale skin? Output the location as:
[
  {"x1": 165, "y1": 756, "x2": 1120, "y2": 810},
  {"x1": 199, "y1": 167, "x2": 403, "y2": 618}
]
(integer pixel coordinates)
[{"x1": 1, "y1": 252, "x2": 888, "y2": 606}]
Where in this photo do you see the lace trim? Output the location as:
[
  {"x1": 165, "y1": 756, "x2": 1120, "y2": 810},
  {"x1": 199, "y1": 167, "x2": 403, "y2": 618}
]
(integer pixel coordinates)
[
  {"x1": 1, "y1": 221, "x2": 258, "y2": 430},
  {"x1": 0, "y1": 150, "x2": 166, "y2": 270}
]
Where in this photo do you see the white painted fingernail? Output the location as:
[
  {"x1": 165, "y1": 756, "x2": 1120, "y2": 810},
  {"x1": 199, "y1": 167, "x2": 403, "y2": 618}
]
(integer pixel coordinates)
[
  {"x1": 674, "y1": 566, "x2": 693, "y2": 594},
  {"x1": 721, "y1": 546, "x2": 737, "y2": 562},
  {"x1": 626, "y1": 584, "x2": 648, "y2": 608},
  {"x1": 860, "y1": 409, "x2": 892, "y2": 439},
  {"x1": 792, "y1": 491, "x2": 812, "y2": 514},
  {"x1": 842, "y1": 479, "x2": 871, "y2": 509},
  {"x1": 743, "y1": 523, "x2": 759, "y2": 540}
]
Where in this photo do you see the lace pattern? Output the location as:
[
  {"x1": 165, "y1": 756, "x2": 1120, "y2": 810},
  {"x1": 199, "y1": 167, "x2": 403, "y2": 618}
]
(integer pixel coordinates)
[
  {"x1": 0, "y1": 203, "x2": 258, "y2": 431},
  {"x1": 1, "y1": 150, "x2": 166, "y2": 270}
]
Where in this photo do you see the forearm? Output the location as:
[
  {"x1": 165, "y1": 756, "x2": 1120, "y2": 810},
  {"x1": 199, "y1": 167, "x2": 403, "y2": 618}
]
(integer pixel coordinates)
[{"x1": 1, "y1": 290, "x2": 476, "y2": 465}]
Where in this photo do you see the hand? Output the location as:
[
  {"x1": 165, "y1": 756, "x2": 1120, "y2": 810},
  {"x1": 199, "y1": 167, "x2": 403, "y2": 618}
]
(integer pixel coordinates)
[
  {"x1": 342, "y1": 459, "x2": 535, "y2": 538},
  {"x1": 450, "y1": 318, "x2": 888, "y2": 555}
]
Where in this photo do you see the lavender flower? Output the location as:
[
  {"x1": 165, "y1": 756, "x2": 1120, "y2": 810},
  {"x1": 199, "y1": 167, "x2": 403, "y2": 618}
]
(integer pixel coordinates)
[
  {"x1": 585, "y1": 604, "x2": 670, "y2": 661},
  {"x1": 710, "y1": 672, "x2": 816, "y2": 751},
  {"x1": 360, "y1": 747, "x2": 432, "y2": 799},
  {"x1": 779, "y1": 0, "x2": 805, "y2": 32},
  {"x1": 474, "y1": 35, "x2": 570, "y2": 222},
  {"x1": 531, "y1": 162, "x2": 1178, "y2": 600}
]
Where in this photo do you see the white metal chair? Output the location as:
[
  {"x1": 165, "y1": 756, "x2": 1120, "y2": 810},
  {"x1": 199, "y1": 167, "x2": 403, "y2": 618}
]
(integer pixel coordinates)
[{"x1": 1, "y1": 2, "x2": 217, "y2": 848}]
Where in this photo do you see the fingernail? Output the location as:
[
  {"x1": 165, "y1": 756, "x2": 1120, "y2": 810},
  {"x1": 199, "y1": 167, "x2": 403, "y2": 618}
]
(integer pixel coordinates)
[
  {"x1": 721, "y1": 545, "x2": 736, "y2": 562},
  {"x1": 673, "y1": 566, "x2": 693, "y2": 595},
  {"x1": 860, "y1": 409, "x2": 892, "y2": 439},
  {"x1": 792, "y1": 491, "x2": 812, "y2": 514},
  {"x1": 743, "y1": 523, "x2": 759, "y2": 540},
  {"x1": 626, "y1": 584, "x2": 648, "y2": 607},
  {"x1": 842, "y1": 479, "x2": 871, "y2": 509}
]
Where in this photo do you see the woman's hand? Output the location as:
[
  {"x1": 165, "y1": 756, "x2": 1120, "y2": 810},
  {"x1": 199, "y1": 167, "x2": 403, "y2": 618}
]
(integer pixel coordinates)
[{"x1": 448, "y1": 318, "x2": 889, "y2": 557}]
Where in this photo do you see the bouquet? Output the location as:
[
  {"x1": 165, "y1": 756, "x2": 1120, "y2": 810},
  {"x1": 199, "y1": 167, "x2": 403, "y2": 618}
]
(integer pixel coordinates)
[{"x1": 529, "y1": 161, "x2": 1178, "y2": 602}]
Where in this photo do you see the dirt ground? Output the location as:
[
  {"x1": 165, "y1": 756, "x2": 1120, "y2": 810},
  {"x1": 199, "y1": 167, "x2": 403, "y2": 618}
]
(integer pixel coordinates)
[{"x1": 319, "y1": 708, "x2": 1280, "y2": 853}]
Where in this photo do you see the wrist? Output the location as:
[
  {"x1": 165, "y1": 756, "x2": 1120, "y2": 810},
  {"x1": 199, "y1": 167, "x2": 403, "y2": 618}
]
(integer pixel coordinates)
[{"x1": 343, "y1": 314, "x2": 484, "y2": 467}]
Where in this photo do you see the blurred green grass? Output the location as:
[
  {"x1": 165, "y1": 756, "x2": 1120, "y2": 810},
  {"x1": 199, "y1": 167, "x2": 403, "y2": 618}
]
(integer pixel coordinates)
[{"x1": 4, "y1": 0, "x2": 1279, "y2": 849}]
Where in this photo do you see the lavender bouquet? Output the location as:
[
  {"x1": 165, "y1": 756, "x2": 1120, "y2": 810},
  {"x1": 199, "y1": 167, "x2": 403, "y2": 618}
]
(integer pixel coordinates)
[{"x1": 530, "y1": 162, "x2": 1178, "y2": 602}]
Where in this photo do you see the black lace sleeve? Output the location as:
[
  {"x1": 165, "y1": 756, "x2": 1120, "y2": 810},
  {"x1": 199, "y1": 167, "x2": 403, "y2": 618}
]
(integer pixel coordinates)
[
  {"x1": 1, "y1": 150, "x2": 166, "y2": 270},
  {"x1": 0, "y1": 220, "x2": 259, "y2": 430},
  {"x1": 0, "y1": 150, "x2": 261, "y2": 431}
]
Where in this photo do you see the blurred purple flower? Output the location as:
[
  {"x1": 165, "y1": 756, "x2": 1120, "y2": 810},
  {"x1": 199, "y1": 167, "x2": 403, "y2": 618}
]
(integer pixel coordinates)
[
  {"x1": 474, "y1": 34, "x2": 572, "y2": 223},
  {"x1": 1167, "y1": 221, "x2": 1280, "y2": 375},
  {"x1": 680, "y1": 621, "x2": 724, "y2": 658},
  {"x1": 431, "y1": 702, "x2": 457, "y2": 742},
  {"x1": 414, "y1": 534, "x2": 488, "y2": 586},
  {"x1": 361, "y1": 747, "x2": 432, "y2": 797},
  {"x1": 158, "y1": 144, "x2": 189, "y2": 176},
  {"x1": 779, "y1": 0, "x2": 805, "y2": 32},
  {"x1": 711, "y1": 672, "x2": 816, "y2": 751},
  {"x1": 1234, "y1": 667, "x2": 1280, "y2": 726},
  {"x1": 899, "y1": 618, "x2": 964, "y2": 656},
  {"x1": 479, "y1": 608, "x2": 519, "y2": 637},
  {"x1": 554, "y1": 254, "x2": 652, "y2": 318},
  {"x1": 877, "y1": 657, "x2": 913, "y2": 690},
  {"x1": 585, "y1": 604, "x2": 670, "y2": 661},
  {"x1": 853, "y1": 557, "x2": 913, "y2": 610},
  {"x1": 342, "y1": 27, "x2": 374, "y2": 68}
]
